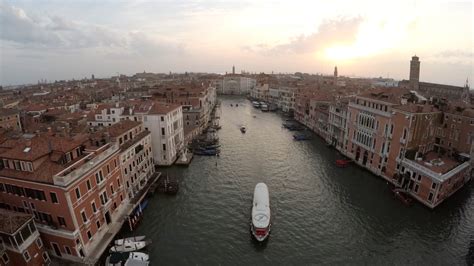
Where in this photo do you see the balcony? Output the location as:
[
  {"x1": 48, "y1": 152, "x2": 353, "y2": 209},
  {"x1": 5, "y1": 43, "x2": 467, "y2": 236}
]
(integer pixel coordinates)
[
  {"x1": 401, "y1": 156, "x2": 469, "y2": 182},
  {"x1": 53, "y1": 143, "x2": 119, "y2": 187}
]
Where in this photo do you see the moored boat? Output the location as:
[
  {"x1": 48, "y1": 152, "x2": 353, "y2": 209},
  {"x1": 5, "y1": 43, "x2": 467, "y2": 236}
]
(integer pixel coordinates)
[
  {"x1": 250, "y1": 183, "x2": 271, "y2": 242},
  {"x1": 110, "y1": 240, "x2": 150, "y2": 253},
  {"x1": 107, "y1": 252, "x2": 149, "y2": 266},
  {"x1": 293, "y1": 133, "x2": 311, "y2": 141},
  {"x1": 114, "y1": 236, "x2": 146, "y2": 245}
]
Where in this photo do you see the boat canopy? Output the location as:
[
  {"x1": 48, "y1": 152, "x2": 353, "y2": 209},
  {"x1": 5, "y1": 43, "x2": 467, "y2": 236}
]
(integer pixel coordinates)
[{"x1": 252, "y1": 183, "x2": 270, "y2": 229}]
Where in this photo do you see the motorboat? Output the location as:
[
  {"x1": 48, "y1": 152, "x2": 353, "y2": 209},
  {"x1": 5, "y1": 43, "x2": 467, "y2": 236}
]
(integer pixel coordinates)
[
  {"x1": 251, "y1": 183, "x2": 271, "y2": 242},
  {"x1": 114, "y1": 236, "x2": 146, "y2": 245},
  {"x1": 335, "y1": 159, "x2": 351, "y2": 167},
  {"x1": 110, "y1": 240, "x2": 150, "y2": 253},
  {"x1": 106, "y1": 252, "x2": 149, "y2": 266},
  {"x1": 240, "y1": 126, "x2": 247, "y2": 133},
  {"x1": 393, "y1": 188, "x2": 413, "y2": 206},
  {"x1": 293, "y1": 133, "x2": 311, "y2": 141},
  {"x1": 260, "y1": 104, "x2": 269, "y2": 112},
  {"x1": 252, "y1": 101, "x2": 260, "y2": 108}
]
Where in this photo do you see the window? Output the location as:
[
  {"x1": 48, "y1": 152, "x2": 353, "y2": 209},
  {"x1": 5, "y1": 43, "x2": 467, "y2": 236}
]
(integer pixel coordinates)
[
  {"x1": 86, "y1": 180, "x2": 92, "y2": 191},
  {"x1": 428, "y1": 192, "x2": 434, "y2": 202},
  {"x1": 23, "y1": 251, "x2": 31, "y2": 262},
  {"x1": 110, "y1": 185, "x2": 114, "y2": 195},
  {"x1": 75, "y1": 188, "x2": 81, "y2": 200},
  {"x1": 64, "y1": 246, "x2": 72, "y2": 255},
  {"x1": 2, "y1": 253, "x2": 9, "y2": 264},
  {"x1": 163, "y1": 144, "x2": 166, "y2": 151},
  {"x1": 414, "y1": 184, "x2": 419, "y2": 193},
  {"x1": 92, "y1": 202, "x2": 97, "y2": 213},
  {"x1": 58, "y1": 216, "x2": 66, "y2": 226},
  {"x1": 87, "y1": 230, "x2": 92, "y2": 240},
  {"x1": 100, "y1": 191, "x2": 109, "y2": 205},
  {"x1": 96, "y1": 220, "x2": 101, "y2": 229},
  {"x1": 431, "y1": 182, "x2": 437, "y2": 190},
  {"x1": 161, "y1": 128, "x2": 165, "y2": 135},
  {"x1": 35, "y1": 237, "x2": 43, "y2": 248},
  {"x1": 50, "y1": 192, "x2": 58, "y2": 203},
  {"x1": 161, "y1": 116, "x2": 164, "y2": 121},
  {"x1": 95, "y1": 171, "x2": 104, "y2": 184},
  {"x1": 42, "y1": 252, "x2": 49, "y2": 262},
  {"x1": 81, "y1": 210, "x2": 88, "y2": 223}
]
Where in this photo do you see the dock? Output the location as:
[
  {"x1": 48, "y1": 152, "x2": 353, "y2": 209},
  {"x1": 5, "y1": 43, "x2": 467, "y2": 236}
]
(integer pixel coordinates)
[
  {"x1": 175, "y1": 152, "x2": 194, "y2": 166},
  {"x1": 155, "y1": 173, "x2": 179, "y2": 194}
]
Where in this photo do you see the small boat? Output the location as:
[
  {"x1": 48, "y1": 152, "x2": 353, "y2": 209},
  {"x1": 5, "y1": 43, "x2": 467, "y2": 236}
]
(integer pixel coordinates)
[
  {"x1": 114, "y1": 236, "x2": 146, "y2": 245},
  {"x1": 261, "y1": 104, "x2": 269, "y2": 112},
  {"x1": 240, "y1": 126, "x2": 247, "y2": 133},
  {"x1": 335, "y1": 159, "x2": 351, "y2": 167},
  {"x1": 110, "y1": 240, "x2": 150, "y2": 253},
  {"x1": 293, "y1": 133, "x2": 311, "y2": 141},
  {"x1": 236, "y1": 104, "x2": 239, "y2": 107},
  {"x1": 252, "y1": 101, "x2": 260, "y2": 108},
  {"x1": 194, "y1": 149, "x2": 220, "y2": 156},
  {"x1": 107, "y1": 252, "x2": 149, "y2": 266},
  {"x1": 251, "y1": 183, "x2": 271, "y2": 242},
  {"x1": 230, "y1": 104, "x2": 233, "y2": 107},
  {"x1": 393, "y1": 188, "x2": 413, "y2": 206}
]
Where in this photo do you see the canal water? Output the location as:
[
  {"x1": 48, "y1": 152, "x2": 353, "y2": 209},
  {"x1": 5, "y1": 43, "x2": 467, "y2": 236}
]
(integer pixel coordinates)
[{"x1": 133, "y1": 97, "x2": 474, "y2": 265}]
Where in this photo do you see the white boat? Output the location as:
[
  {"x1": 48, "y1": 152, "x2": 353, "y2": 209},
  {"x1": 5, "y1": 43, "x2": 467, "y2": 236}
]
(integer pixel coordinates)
[
  {"x1": 110, "y1": 240, "x2": 150, "y2": 253},
  {"x1": 251, "y1": 183, "x2": 271, "y2": 241},
  {"x1": 107, "y1": 252, "x2": 149, "y2": 266},
  {"x1": 252, "y1": 101, "x2": 260, "y2": 108},
  {"x1": 114, "y1": 236, "x2": 146, "y2": 245},
  {"x1": 261, "y1": 104, "x2": 269, "y2": 112},
  {"x1": 240, "y1": 126, "x2": 247, "y2": 133},
  {"x1": 128, "y1": 252, "x2": 149, "y2": 262}
]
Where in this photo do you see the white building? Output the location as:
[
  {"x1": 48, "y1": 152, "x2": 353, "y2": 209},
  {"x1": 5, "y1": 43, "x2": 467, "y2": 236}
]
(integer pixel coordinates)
[
  {"x1": 220, "y1": 75, "x2": 256, "y2": 95},
  {"x1": 87, "y1": 101, "x2": 184, "y2": 166},
  {"x1": 142, "y1": 103, "x2": 184, "y2": 166}
]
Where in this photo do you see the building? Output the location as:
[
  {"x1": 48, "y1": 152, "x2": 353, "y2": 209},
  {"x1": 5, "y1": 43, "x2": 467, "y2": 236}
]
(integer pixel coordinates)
[
  {"x1": 0, "y1": 133, "x2": 127, "y2": 262},
  {"x1": 327, "y1": 99, "x2": 350, "y2": 151},
  {"x1": 0, "y1": 109, "x2": 21, "y2": 132},
  {"x1": 219, "y1": 75, "x2": 256, "y2": 95},
  {"x1": 92, "y1": 120, "x2": 154, "y2": 199},
  {"x1": 142, "y1": 103, "x2": 184, "y2": 166},
  {"x1": 150, "y1": 84, "x2": 216, "y2": 143},
  {"x1": 399, "y1": 55, "x2": 470, "y2": 102},
  {"x1": 0, "y1": 209, "x2": 49, "y2": 265},
  {"x1": 87, "y1": 101, "x2": 185, "y2": 166},
  {"x1": 343, "y1": 88, "x2": 471, "y2": 208}
]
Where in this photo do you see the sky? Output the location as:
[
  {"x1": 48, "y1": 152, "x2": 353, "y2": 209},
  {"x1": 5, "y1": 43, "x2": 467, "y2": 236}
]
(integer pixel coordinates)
[{"x1": 0, "y1": 0, "x2": 472, "y2": 86}]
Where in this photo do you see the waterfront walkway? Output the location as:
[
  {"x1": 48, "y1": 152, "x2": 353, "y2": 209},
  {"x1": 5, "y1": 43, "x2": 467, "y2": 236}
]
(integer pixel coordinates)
[{"x1": 85, "y1": 172, "x2": 161, "y2": 265}]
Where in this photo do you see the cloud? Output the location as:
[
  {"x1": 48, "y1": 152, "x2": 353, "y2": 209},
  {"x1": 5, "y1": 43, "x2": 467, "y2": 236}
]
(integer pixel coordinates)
[
  {"x1": 245, "y1": 16, "x2": 364, "y2": 55},
  {"x1": 435, "y1": 50, "x2": 473, "y2": 59},
  {"x1": 0, "y1": 2, "x2": 182, "y2": 54}
]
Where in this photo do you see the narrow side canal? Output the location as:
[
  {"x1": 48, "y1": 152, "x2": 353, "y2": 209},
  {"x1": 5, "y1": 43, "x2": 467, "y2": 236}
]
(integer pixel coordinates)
[{"x1": 132, "y1": 96, "x2": 474, "y2": 265}]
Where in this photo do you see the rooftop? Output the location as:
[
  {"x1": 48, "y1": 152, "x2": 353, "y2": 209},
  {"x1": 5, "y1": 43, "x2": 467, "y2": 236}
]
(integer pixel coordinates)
[
  {"x1": 414, "y1": 152, "x2": 461, "y2": 175},
  {"x1": 0, "y1": 209, "x2": 32, "y2": 234},
  {"x1": 106, "y1": 120, "x2": 141, "y2": 138}
]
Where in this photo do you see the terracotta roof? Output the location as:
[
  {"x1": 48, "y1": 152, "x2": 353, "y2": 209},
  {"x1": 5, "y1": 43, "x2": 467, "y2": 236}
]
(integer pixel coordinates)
[
  {"x1": 106, "y1": 120, "x2": 141, "y2": 138},
  {"x1": 394, "y1": 104, "x2": 440, "y2": 113},
  {"x1": 359, "y1": 87, "x2": 411, "y2": 104},
  {"x1": 0, "y1": 134, "x2": 87, "y2": 161},
  {"x1": 0, "y1": 108, "x2": 19, "y2": 116},
  {"x1": 0, "y1": 209, "x2": 33, "y2": 234},
  {"x1": 148, "y1": 102, "x2": 180, "y2": 115}
]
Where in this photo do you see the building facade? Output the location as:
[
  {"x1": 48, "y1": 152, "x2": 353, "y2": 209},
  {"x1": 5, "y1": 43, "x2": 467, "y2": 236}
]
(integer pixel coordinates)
[{"x1": 0, "y1": 134, "x2": 127, "y2": 262}]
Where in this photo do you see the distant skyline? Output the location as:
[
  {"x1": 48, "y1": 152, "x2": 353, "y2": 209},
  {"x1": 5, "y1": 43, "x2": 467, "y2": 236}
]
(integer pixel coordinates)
[{"x1": 0, "y1": 0, "x2": 472, "y2": 86}]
